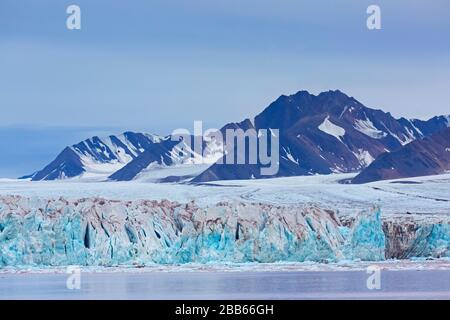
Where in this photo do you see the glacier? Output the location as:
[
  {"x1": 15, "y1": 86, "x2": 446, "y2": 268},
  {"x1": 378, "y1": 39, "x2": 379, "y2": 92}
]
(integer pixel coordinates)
[{"x1": 0, "y1": 196, "x2": 449, "y2": 267}]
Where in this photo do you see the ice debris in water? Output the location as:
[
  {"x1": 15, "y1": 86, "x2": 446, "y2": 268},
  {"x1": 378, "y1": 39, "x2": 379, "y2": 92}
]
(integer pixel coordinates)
[{"x1": 0, "y1": 196, "x2": 448, "y2": 267}]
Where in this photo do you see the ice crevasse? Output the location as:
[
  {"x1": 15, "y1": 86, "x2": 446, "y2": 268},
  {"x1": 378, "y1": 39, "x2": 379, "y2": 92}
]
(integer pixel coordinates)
[{"x1": 0, "y1": 196, "x2": 448, "y2": 267}]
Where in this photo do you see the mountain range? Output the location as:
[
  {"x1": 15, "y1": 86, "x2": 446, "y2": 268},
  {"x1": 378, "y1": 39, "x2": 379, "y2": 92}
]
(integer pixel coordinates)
[
  {"x1": 25, "y1": 90, "x2": 450, "y2": 183},
  {"x1": 352, "y1": 127, "x2": 450, "y2": 183}
]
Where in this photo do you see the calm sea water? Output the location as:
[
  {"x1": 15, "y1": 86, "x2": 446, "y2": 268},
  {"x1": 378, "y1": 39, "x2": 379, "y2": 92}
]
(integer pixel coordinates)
[{"x1": 1, "y1": 271, "x2": 449, "y2": 300}]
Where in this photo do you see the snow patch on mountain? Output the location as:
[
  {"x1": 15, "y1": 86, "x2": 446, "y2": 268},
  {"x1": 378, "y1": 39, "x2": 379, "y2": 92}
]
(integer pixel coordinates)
[
  {"x1": 406, "y1": 119, "x2": 424, "y2": 137},
  {"x1": 78, "y1": 158, "x2": 127, "y2": 181},
  {"x1": 338, "y1": 106, "x2": 348, "y2": 119},
  {"x1": 282, "y1": 147, "x2": 299, "y2": 165},
  {"x1": 354, "y1": 119, "x2": 387, "y2": 139},
  {"x1": 129, "y1": 137, "x2": 224, "y2": 182},
  {"x1": 173, "y1": 139, "x2": 224, "y2": 166},
  {"x1": 353, "y1": 149, "x2": 375, "y2": 167},
  {"x1": 318, "y1": 116, "x2": 346, "y2": 142},
  {"x1": 384, "y1": 127, "x2": 414, "y2": 146}
]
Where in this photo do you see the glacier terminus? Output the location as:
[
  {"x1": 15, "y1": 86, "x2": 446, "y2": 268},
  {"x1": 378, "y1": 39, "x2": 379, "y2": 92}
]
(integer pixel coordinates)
[{"x1": 1, "y1": 195, "x2": 449, "y2": 267}]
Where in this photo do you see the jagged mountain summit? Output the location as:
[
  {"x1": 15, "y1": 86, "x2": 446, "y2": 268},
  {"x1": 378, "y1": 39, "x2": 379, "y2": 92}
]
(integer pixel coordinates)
[
  {"x1": 28, "y1": 132, "x2": 163, "y2": 181},
  {"x1": 193, "y1": 90, "x2": 449, "y2": 182},
  {"x1": 25, "y1": 90, "x2": 450, "y2": 183}
]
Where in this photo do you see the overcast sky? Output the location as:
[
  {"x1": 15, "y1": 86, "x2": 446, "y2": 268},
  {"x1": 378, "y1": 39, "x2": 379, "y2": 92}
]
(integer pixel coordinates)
[{"x1": 0, "y1": 0, "x2": 449, "y2": 177}]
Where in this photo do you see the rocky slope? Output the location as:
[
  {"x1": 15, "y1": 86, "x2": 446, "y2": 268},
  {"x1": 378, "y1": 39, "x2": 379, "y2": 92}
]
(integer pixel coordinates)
[
  {"x1": 353, "y1": 127, "x2": 450, "y2": 183},
  {"x1": 193, "y1": 90, "x2": 449, "y2": 182},
  {"x1": 26, "y1": 90, "x2": 450, "y2": 183}
]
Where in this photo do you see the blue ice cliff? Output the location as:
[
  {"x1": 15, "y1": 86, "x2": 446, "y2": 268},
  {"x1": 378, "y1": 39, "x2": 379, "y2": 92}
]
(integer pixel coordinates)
[
  {"x1": 342, "y1": 206, "x2": 386, "y2": 261},
  {"x1": 0, "y1": 196, "x2": 448, "y2": 267}
]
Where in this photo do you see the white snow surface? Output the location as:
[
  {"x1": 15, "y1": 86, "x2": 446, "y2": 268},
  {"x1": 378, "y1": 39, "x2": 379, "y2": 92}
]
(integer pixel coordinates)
[
  {"x1": 353, "y1": 119, "x2": 387, "y2": 139},
  {"x1": 48, "y1": 132, "x2": 224, "y2": 182},
  {"x1": 353, "y1": 149, "x2": 375, "y2": 167},
  {"x1": 1, "y1": 173, "x2": 449, "y2": 268},
  {"x1": 78, "y1": 157, "x2": 126, "y2": 181},
  {"x1": 134, "y1": 164, "x2": 212, "y2": 182},
  {"x1": 1, "y1": 173, "x2": 450, "y2": 216},
  {"x1": 282, "y1": 147, "x2": 299, "y2": 165},
  {"x1": 318, "y1": 116, "x2": 346, "y2": 142}
]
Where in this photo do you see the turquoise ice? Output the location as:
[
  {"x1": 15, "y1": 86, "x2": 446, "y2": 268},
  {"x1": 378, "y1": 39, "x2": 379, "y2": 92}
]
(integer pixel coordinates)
[{"x1": 0, "y1": 196, "x2": 448, "y2": 267}]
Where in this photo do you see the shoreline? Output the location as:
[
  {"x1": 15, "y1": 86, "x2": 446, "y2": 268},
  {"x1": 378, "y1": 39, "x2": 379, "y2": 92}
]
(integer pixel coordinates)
[{"x1": 2, "y1": 258, "x2": 450, "y2": 274}]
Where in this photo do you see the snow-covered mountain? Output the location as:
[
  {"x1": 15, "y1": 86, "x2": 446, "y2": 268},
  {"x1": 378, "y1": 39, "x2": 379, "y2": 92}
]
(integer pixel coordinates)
[
  {"x1": 193, "y1": 90, "x2": 449, "y2": 182},
  {"x1": 26, "y1": 90, "x2": 449, "y2": 183},
  {"x1": 27, "y1": 131, "x2": 223, "y2": 182},
  {"x1": 27, "y1": 132, "x2": 164, "y2": 181},
  {"x1": 109, "y1": 135, "x2": 223, "y2": 182}
]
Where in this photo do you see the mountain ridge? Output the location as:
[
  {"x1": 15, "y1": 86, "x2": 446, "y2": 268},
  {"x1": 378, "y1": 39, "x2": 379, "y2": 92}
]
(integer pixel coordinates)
[
  {"x1": 352, "y1": 127, "x2": 450, "y2": 184},
  {"x1": 193, "y1": 90, "x2": 449, "y2": 182},
  {"x1": 25, "y1": 90, "x2": 450, "y2": 183}
]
